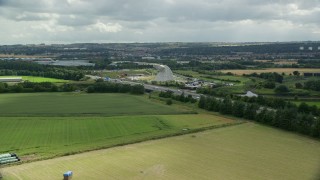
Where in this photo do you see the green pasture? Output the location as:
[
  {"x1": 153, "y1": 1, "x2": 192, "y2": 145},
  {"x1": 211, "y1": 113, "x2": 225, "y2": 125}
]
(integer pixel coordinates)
[
  {"x1": 0, "y1": 114, "x2": 235, "y2": 160},
  {"x1": 291, "y1": 100, "x2": 320, "y2": 107},
  {"x1": 3, "y1": 123, "x2": 320, "y2": 180},
  {"x1": 102, "y1": 69, "x2": 153, "y2": 78},
  {"x1": 0, "y1": 93, "x2": 190, "y2": 116},
  {"x1": 0, "y1": 76, "x2": 69, "y2": 83}
]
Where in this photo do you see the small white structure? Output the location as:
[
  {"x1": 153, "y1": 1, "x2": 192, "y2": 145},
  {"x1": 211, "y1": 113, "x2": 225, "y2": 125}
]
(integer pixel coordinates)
[
  {"x1": 0, "y1": 77, "x2": 22, "y2": 82},
  {"x1": 242, "y1": 91, "x2": 258, "y2": 97},
  {"x1": 142, "y1": 56, "x2": 155, "y2": 60}
]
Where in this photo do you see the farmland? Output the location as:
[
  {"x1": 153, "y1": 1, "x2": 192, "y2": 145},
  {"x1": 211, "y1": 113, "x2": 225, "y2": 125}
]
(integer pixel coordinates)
[
  {"x1": 2, "y1": 123, "x2": 320, "y2": 180},
  {"x1": 220, "y1": 68, "x2": 320, "y2": 75},
  {"x1": 0, "y1": 93, "x2": 190, "y2": 116},
  {"x1": 0, "y1": 114, "x2": 236, "y2": 160},
  {"x1": 1, "y1": 43, "x2": 320, "y2": 180},
  {"x1": 174, "y1": 70, "x2": 251, "y2": 85},
  {"x1": 0, "y1": 92, "x2": 240, "y2": 161},
  {"x1": 0, "y1": 76, "x2": 69, "y2": 83}
]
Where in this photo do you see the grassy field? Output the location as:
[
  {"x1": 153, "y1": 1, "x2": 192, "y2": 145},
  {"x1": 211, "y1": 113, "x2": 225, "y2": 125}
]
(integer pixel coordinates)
[
  {"x1": 0, "y1": 114, "x2": 235, "y2": 160},
  {"x1": 0, "y1": 93, "x2": 190, "y2": 116},
  {"x1": 0, "y1": 76, "x2": 69, "y2": 83},
  {"x1": 0, "y1": 93, "x2": 238, "y2": 161},
  {"x1": 174, "y1": 70, "x2": 251, "y2": 85},
  {"x1": 220, "y1": 68, "x2": 320, "y2": 75},
  {"x1": 102, "y1": 69, "x2": 154, "y2": 79},
  {"x1": 2, "y1": 123, "x2": 320, "y2": 180},
  {"x1": 291, "y1": 100, "x2": 320, "y2": 107}
]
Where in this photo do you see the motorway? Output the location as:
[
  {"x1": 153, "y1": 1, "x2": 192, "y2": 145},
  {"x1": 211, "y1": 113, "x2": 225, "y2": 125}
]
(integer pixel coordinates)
[
  {"x1": 87, "y1": 76, "x2": 272, "y2": 112},
  {"x1": 110, "y1": 79, "x2": 201, "y2": 99}
]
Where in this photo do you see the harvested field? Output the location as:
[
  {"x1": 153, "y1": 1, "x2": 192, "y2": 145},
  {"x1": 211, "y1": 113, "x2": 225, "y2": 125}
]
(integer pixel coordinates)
[{"x1": 2, "y1": 123, "x2": 320, "y2": 180}]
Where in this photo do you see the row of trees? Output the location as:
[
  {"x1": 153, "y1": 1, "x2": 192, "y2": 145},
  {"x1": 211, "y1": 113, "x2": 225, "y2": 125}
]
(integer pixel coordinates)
[
  {"x1": 0, "y1": 61, "x2": 85, "y2": 80},
  {"x1": 0, "y1": 80, "x2": 146, "y2": 94},
  {"x1": 297, "y1": 59, "x2": 320, "y2": 68},
  {"x1": 198, "y1": 96, "x2": 320, "y2": 138},
  {"x1": 245, "y1": 72, "x2": 283, "y2": 83},
  {"x1": 231, "y1": 95, "x2": 320, "y2": 116},
  {"x1": 0, "y1": 82, "x2": 79, "y2": 93},
  {"x1": 303, "y1": 80, "x2": 320, "y2": 91},
  {"x1": 159, "y1": 91, "x2": 197, "y2": 103},
  {"x1": 87, "y1": 82, "x2": 144, "y2": 94}
]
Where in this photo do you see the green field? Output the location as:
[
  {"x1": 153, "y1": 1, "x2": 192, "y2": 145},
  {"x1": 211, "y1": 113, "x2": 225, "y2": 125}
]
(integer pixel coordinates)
[
  {"x1": 0, "y1": 93, "x2": 237, "y2": 161},
  {"x1": 291, "y1": 100, "x2": 320, "y2": 107},
  {"x1": 3, "y1": 123, "x2": 320, "y2": 180},
  {"x1": 1, "y1": 92, "x2": 320, "y2": 179},
  {"x1": 175, "y1": 70, "x2": 250, "y2": 85},
  {"x1": 0, "y1": 93, "x2": 190, "y2": 116},
  {"x1": 0, "y1": 114, "x2": 235, "y2": 160},
  {"x1": 0, "y1": 76, "x2": 69, "y2": 83}
]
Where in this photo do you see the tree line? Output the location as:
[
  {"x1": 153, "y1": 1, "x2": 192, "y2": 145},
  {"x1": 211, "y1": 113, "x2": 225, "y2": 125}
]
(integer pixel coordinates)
[
  {"x1": 87, "y1": 81, "x2": 144, "y2": 94},
  {"x1": 159, "y1": 91, "x2": 197, "y2": 103},
  {"x1": 0, "y1": 61, "x2": 85, "y2": 80},
  {"x1": 303, "y1": 80, "x2": 320, "y2": 91},
  {"x1": 198, "y1": 96, "x2": 320, "y2": 138},
  {"x1": 0, "y1": 80, "x2": 145, "y2": 95},
  {"x1": 0, "y1": 82, "x2": 79, "y2": 93},
  {"x1": 244, "y1": 72, "x2": 283, "y2": 83}
]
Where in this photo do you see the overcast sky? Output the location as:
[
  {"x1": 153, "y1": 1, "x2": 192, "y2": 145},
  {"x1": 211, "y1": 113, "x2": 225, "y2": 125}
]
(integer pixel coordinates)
[{"x1": 0, "y1": 0, "x2": 319, "y2": 44}]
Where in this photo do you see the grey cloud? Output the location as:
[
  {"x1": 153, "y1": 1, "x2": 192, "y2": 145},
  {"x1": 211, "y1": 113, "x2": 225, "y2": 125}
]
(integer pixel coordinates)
[
  {"x1": 0, "y1": 0, "x2": 319, "y2": 44},
  {"x1": 57, "y1": 15, "x2": 95, "y2": 26},
  {"x1": 1, "y1": 0, "x2": 319, "y2": 24}
]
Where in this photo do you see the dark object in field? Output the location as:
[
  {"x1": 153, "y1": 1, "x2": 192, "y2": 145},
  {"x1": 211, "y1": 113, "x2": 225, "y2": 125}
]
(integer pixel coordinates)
[{"x1": 63, "y1": 171, "x2": 73, "y2": 180}]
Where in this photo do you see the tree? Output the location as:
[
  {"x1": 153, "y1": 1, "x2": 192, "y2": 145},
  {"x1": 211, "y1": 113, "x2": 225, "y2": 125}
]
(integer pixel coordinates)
[
  {"x1": 130, "y1": 84, "x2": 144, "y2": 94},
  {"x1": 232, "y1": 101, "x2": 245, "y2": 117},
  {"x1": 87, "y1": 86, "x2": 95, "y2": 93},
  {"x1": 293, "y1": 71, "x2": 300, "y2": 76},
  {"x1": 263, "y1": 81, "x2": 276, "y2": 89},
  {"x1": 312, "y1": 118, "x2": 320, "y2": 138},
  {"x1": 244, "y1": 104, "x2": 258, "y2": 120},
  {"x1": 0, "y1": 82, "x2": 7, "y2": 93},
  {"x1": 298, "y1": 102, "x2": 309, "y2": 113},
  {"x1": 198, "y1": 96, "x2": 206, "y2": 109},
  {"x1": 219, "y1": 97, "x2": 233, "y2": 115},
  {"x1": 11, "y1": 84, "x2": 23, "y2": 93},
  {"x1": 274, "y1": 85, "x2": 289, "y2": 94},
  {"x1": 295, "y1": 82, "x2": 303, "y2": 89},
  {"x1": 166, "y1": 99, "x2": 173, "y2": 105}
]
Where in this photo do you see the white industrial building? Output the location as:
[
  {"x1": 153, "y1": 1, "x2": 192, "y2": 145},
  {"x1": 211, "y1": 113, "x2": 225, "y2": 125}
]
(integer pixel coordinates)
[
  {"x1": 153, "y1": 64, "x2": 174, "y2": 82},
  {"x1": 0, "y1": 77, "x2": 23, "y2": 82}
]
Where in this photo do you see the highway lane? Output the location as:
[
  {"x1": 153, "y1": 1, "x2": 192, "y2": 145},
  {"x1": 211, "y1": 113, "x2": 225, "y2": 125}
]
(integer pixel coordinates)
[{"x1": 110, "y1": 79, "x2": 201, "y2": 99}]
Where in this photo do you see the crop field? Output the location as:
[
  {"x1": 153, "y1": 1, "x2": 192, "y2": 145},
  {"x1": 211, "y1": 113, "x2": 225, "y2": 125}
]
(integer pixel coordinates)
[
  {"x1": 0, "y1": 76, "x2": 69, "y2": 83},
  {"x1": 102, "y1": 69, "x2": 154, "y2": 79},
  {"x1": 0, "y1": 114, "x2": 235, "y2": 160},
  {"x1": 174, "y1": 70, "x2": 251, "y2": 85},
  {"x1": 0, "y1": 92, "x2": 238, "y2": 161},
  {"x1": 0, "y1": 93, "x2": 190, "y2": 116},
  {"x1": 2, "y1": 123, "x2": 320, "y2": 180},
  {"x1": 220, "y1": 68, "x2": 320, "y2": 75}
]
